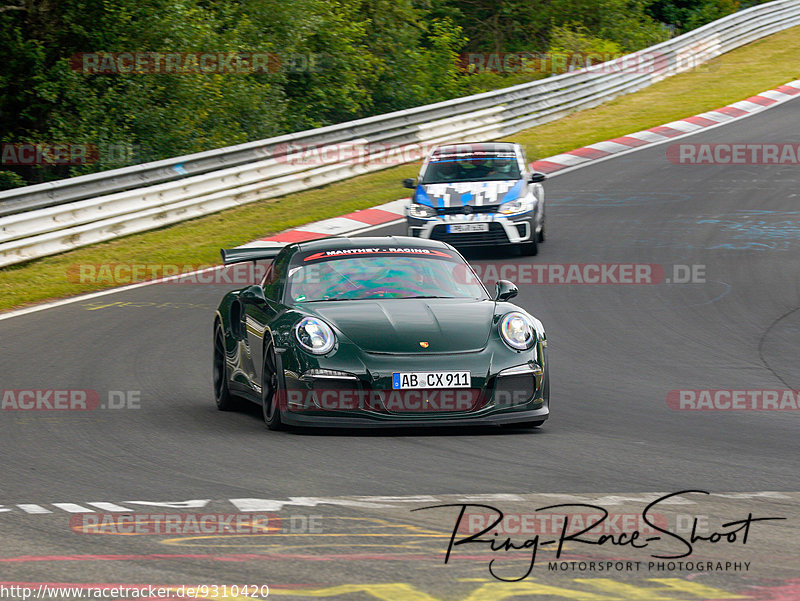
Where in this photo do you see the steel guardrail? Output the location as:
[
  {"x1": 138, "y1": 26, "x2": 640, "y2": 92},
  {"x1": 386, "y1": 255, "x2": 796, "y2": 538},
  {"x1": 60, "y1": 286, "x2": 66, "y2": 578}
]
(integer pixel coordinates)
[{"x1": 1, "y1": 0, "x2": 798, "y2": 267}]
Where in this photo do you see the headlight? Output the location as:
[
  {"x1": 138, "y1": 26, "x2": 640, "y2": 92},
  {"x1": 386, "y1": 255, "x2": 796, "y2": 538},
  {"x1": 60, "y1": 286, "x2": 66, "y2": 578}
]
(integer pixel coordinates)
[
  {"x1": 407, "y1": 203, "x2": 436, "y2": 218},
  {"x1": 500, "y1": 312, "x2": 537, "y2": 350},
  {"x1": 499, "y1": 197, "x2": 532, "y2": 215},
  {"x1": 295, "y1": 317, "x2": 336, "y2": 355}
]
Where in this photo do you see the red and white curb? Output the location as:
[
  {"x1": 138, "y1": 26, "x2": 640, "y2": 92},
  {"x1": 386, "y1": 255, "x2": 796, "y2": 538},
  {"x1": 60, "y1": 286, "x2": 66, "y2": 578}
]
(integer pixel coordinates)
[
  {"x1": 531, "y1": 79, "x2": 800, "y2": 174},
  {"x1": 239, "y1": 79, "x2": 800, "y2": 249}
]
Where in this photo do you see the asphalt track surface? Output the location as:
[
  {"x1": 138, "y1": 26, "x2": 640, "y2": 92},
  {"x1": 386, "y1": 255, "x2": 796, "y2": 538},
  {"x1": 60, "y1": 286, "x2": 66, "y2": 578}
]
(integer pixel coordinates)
[{"x1": 1, "y1": 96, "x2": 799, "y2": 598}]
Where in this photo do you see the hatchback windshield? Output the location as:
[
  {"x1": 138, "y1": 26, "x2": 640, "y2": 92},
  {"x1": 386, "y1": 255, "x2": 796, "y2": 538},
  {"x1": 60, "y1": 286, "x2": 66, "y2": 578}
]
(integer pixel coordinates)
[
  {"x1": 287, "y1": 249, "x2": 488, "y2": 302},
  {"x1": 420, "y1": 156, "x2": 521, "y2": 184}
]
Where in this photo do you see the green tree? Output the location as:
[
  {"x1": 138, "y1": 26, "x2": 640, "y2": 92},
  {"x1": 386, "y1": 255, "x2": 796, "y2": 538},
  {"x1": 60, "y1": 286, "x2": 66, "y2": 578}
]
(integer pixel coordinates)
[{"x1": 1, "y1": 0, "x2": 286, "y2": 184}]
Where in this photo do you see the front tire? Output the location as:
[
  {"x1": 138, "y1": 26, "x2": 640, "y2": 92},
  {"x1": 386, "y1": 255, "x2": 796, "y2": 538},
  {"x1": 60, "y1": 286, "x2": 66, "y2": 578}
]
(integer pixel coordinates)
[
  {"x1": 213, "y1": 326, "x2": 237, "y2": 411},
  {"x1": 262, "y1": 342, "x2": 284, "y2": 430}
]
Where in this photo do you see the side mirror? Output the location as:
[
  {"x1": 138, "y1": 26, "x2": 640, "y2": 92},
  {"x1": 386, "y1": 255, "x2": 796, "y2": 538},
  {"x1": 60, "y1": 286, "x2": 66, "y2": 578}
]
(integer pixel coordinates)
[
  {"x1": 402, "y1": 178, "x2": 417, "y2": 189},
  {"x1": 240, "y1": 285, "x2": 267, "y2": 303},
  {"x1": 495, "y1": 280, "x2": 518, "y2": 302},
  {"x1": 529, "y1": 172, "x2": 546, "y2": 183}
]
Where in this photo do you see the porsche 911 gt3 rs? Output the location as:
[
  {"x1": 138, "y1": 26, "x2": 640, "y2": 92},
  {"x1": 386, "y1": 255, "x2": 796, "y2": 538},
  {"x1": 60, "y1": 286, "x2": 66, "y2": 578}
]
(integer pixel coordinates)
[{"x1": 213, "y1": 236, "x2": 549, "y2": 429}]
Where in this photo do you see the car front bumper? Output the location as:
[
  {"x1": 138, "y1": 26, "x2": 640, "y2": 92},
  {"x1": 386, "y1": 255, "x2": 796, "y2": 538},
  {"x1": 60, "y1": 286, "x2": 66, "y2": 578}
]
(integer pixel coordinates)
[
  {"x1": 407, "y1": 213, "x2": 534, "y2": 247},
  {"x1": 278, "y1": 344, "x2": 549, "y2": 428}
]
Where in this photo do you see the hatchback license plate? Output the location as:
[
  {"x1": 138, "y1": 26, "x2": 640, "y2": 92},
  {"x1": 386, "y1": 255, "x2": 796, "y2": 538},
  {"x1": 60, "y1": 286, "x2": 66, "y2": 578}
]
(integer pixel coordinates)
[{"x1": 447, "y1": 223, "x2": 489, "y2": 233}]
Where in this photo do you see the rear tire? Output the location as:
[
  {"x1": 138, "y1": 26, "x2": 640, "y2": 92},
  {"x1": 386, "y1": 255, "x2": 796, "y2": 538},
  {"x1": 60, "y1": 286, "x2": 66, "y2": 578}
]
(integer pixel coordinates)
[
  {"x1": 213, "y1": 326, "x2": 238, "y2": 411},
  {"x1": 262, "y1": 342, "x2": 284, "y2": 431}
]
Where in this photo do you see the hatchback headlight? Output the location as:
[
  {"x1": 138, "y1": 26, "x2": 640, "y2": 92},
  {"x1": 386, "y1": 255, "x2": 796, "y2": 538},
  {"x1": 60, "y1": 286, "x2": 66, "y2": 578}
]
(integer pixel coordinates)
[
  {"x1": 499, "y1": 197, "x2": 532, "y2": 215},
  {"x1": 500, "y1": 312, "x2": 537, "y2": 350},
  {"x1": 295, "y1": 317, "x2": 336, "y2": 355},
  {"x1": 407, "y1": 203, "x2": 436, "y2": 218}
]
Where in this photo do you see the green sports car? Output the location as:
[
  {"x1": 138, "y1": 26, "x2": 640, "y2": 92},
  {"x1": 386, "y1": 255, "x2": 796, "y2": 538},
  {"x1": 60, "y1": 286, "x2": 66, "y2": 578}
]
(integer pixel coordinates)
[{"x1": 213, "y1": 236, "x2": 549, "y2": 429}]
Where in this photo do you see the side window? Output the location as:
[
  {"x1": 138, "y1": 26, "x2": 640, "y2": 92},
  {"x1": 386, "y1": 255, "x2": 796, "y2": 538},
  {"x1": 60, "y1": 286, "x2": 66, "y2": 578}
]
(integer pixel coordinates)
[{"x1": 261, "y1": 262, "x2": 276, "y2": 289}]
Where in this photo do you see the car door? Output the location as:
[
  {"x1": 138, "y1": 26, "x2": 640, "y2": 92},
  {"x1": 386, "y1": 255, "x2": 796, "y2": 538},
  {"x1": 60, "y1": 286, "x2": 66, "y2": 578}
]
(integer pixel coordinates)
[{"x1": 242, "y1": 259, "x2": 283, "y2": 391}]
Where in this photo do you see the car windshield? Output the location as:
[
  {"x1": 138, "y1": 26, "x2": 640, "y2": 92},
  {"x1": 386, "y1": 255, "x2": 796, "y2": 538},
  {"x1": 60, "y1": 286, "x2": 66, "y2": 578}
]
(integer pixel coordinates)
[
  {"x1": 420, "y1": 156, "x2": 521, "y2": 184},
  {"x1": 287, "y1": 249, "x2": 488, "y2": 303}
]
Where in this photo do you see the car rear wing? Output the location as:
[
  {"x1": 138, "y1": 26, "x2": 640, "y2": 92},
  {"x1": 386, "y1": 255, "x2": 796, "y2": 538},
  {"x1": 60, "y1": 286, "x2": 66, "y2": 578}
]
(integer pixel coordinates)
[{"x1": 220, "y1": 245, "x2": 284, "y2": 265}]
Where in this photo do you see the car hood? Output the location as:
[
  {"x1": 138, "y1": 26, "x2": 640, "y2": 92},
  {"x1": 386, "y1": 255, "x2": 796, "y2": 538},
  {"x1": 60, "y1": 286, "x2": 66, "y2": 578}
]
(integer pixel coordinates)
[
  {"x1": 308, "y1": 298, "x2": 495, "y2": 353},
  {"x1": 416, "y1": 179, "x2": 524, "y2": 208}
]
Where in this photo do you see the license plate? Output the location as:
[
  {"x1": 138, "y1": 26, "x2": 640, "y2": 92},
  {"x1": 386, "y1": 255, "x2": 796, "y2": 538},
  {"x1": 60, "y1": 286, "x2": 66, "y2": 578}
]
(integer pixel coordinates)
[
  {"x1": 392, "y1": 371, "x2": 471, "y2": 389},
  {"x1": 447, "y1": 223, "x2": 489, "y2": 233}
]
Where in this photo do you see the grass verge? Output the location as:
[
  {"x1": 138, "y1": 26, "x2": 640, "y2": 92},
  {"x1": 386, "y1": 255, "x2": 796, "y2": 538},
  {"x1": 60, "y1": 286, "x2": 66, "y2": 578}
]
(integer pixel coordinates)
[{"x1": 1, "y1": 25, "x2": 799, "y2": 312}]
